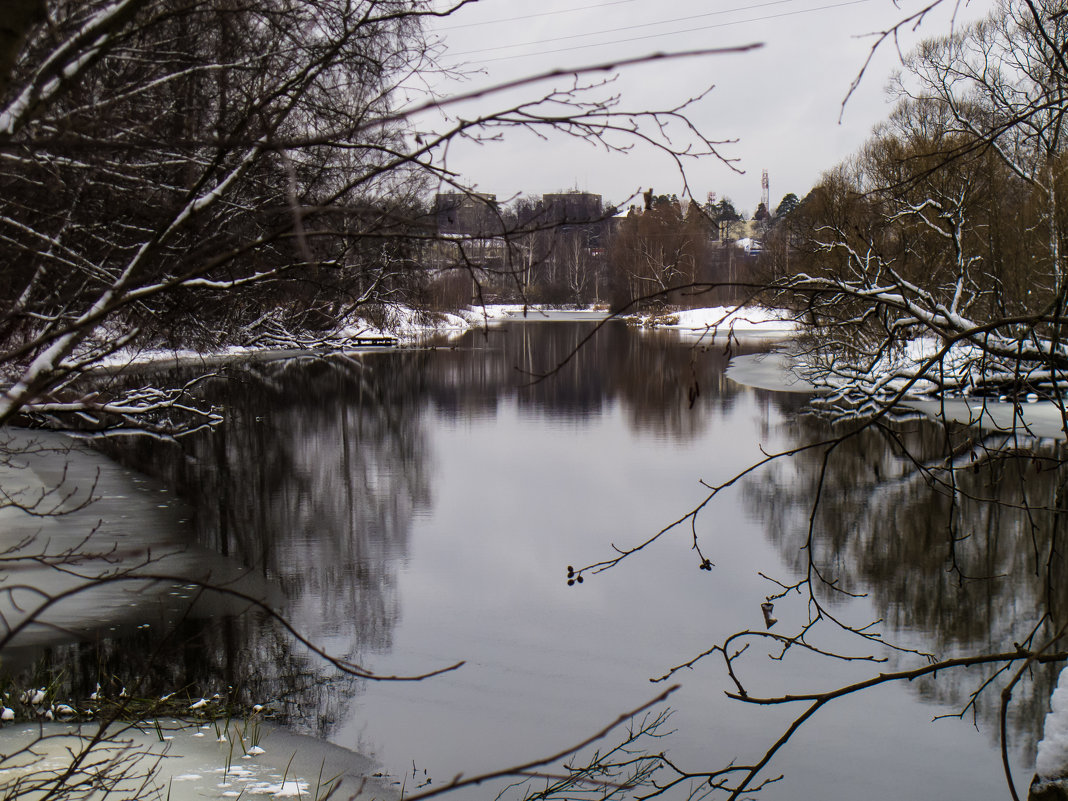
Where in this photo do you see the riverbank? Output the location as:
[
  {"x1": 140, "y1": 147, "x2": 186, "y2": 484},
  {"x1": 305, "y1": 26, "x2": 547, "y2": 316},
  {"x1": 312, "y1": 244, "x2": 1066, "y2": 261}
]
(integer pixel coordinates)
[
  {"x1": 88, "y1": 306, "x2": 473, "y2": 372},
  {"x1": 87, "y1": 303, "x2": 800, "y2": 373},
  {"x1": 0, "y1": 434, "x2": 397, "y2": 800}
]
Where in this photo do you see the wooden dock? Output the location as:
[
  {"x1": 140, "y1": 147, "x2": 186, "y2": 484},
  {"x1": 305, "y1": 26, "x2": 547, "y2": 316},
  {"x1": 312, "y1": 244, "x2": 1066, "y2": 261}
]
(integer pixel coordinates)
[{"x1": 351, "y1": 335, "x2": 397, "y2": 347}]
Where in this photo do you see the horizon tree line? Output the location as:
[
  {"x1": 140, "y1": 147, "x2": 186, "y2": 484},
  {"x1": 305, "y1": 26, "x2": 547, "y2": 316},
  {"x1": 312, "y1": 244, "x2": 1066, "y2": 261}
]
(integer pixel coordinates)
[{"x1": 419, "y1": 187, "x2": 802, "y2": 309}]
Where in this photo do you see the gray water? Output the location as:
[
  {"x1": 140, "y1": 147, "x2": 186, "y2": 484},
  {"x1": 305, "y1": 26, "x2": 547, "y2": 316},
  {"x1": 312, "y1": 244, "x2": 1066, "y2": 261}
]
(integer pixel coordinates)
[{"x1": 2, "y1": 321, "x2": 1054, "y2": 801}]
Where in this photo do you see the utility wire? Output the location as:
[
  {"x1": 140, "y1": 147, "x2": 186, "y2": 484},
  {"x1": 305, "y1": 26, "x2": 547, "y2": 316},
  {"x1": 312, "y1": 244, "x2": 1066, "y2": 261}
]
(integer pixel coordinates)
[
  {"x1": 435, "y1": 0, "x2": 645, "y2": 31},
  {"x1": 450, "y1": 0, "x2": 801, "y2": 56},
  {"x1": 465, "y1": 0, "x2": 876, "y2": 64}
]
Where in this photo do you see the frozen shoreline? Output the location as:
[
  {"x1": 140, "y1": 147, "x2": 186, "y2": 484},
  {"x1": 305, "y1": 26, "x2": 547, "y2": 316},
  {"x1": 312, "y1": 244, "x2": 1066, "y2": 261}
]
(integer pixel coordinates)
[
  {"x1": 52, "y1": 302, "x2": 1068, "y2": 440},
  {"x1": 86, "y1": 304, "x2": 799, "y2": 373},
  {"x1": 726, "y1": 352, "x2": 1068, "y2": 440},
  {"x1": 0, "y1": 429, "x2": 396, "y2": 799},
  {"x1": 0, "y1": 719, "x2": 396, "y2": 801},
  {"x1": 87, "y1": 306, "x2": 475, "y2": 372}
]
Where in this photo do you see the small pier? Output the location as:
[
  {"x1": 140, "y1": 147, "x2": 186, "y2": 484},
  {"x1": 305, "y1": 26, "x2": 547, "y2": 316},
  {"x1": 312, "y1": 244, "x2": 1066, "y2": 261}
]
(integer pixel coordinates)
[{"x1": 352, "y1": 335, "x2": 397, "y2": 347}]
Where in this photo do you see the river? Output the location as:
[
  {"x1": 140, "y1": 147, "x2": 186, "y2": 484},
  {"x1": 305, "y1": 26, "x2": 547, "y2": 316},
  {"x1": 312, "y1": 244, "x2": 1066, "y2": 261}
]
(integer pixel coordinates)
[{"x1": 0, "y1": 319, "x2": 1059, "y2": 801}]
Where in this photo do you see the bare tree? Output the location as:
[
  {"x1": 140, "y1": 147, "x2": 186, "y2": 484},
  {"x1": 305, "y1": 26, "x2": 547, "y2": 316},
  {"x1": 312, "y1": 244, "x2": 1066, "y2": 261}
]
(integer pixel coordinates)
[
  {"x1": 752, "y1": 0, "x2": 1068, "y2": 416},
  {"x1": 20, "y1": 1, "x2": 1068, "y2": 800},
  {"x1": 0, "y1": 0, "x2": 746, "y2": 438}
]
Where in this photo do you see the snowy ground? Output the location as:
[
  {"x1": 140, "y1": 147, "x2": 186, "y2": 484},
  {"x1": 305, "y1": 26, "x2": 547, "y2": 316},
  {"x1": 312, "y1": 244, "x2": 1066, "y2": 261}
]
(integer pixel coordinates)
[
  {"x1": 803, "y1": 333, "x2": 1027, "y2": 399},
  {"x1": 630, "y1": 306, "x2": 800, "y2": 338},
  {"x1": 71, "y1": 303, "x2": 1068, "y2": 442},
  {"x1": 727, "y1": 352, "x2": 1068, "y2": 439},
  {"x1": 89, "y1": 307, "x2": 473, "y2": 372},
  {"x1": 476, "y1": 304, "x2": 611, "y2": 322},
  {"x1": 461, "y1": 303, "x2": 798, "y2": 332},
  {"x1": 1035, "y1": 665, "x2": 1068, "y2": 790}
]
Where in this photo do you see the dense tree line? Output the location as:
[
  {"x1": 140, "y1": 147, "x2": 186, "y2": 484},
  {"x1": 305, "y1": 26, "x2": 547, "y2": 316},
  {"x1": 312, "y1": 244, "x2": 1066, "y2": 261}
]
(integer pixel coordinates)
[
  {"x1": 439, "y1": 190, "x2": 783, "y2": 309},
  {"x1": 764, "y1": 98, "x2": 1047, "y2": 334},
  {"x1": 599, "y1": 193, "x2": 794, "y2": 308}
]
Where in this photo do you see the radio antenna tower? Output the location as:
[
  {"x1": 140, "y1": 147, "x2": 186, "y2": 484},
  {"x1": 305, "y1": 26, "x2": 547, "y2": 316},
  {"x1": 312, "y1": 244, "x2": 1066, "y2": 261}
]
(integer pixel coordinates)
[{"x1": 761, "y1": 170, "x2": 770, "y2": 213}]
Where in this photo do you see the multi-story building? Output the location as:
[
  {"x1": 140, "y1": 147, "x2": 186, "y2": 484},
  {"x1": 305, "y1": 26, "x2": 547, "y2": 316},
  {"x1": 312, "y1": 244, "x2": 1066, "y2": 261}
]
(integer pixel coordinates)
[
  {"x1": 434, "y1": 192, "x2": 500, "y2": 236},
  {"x1": 540, "y1": 192, "x2": 603, "y2": 226}
]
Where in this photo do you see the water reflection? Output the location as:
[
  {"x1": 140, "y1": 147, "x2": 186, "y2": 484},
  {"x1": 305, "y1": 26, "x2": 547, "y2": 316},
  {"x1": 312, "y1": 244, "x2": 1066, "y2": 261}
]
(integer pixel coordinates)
[
  {"x1": 75, "y1": 352, "x2": 435, "y2": 734},
  {"x1": 0, "y1": 322, "x2": 1043, "y2": 800},
  {"x1": 21, "y1": 324, "x2": 768, "y2": 716},
  {"x1": 422, "y1": 322, "x2": 768, "y2": 437},
  {"x1": 744, "y1": 413, "x2": 1068, "y2": 763}
]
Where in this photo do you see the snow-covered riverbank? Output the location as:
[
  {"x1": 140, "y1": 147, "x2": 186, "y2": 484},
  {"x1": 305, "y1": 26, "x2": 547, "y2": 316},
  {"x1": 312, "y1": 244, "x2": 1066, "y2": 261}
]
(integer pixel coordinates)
[
  {"x1": 0, "y1": 428, "x2": 398, "y2": 799},
  {"x1": 89, "y1": 306, "x2": 473, "y2": 372},
  {"x1": 86, "y1": 304, "x2": 798, "y2": 373},
  {"x1": 630, "y1": 306, "x2": 799, "y2": 338},
  {"x1": 72, "y1": 301, "x2": 1068, "y2": 442},
  {"x1": 0, "y1": 430, "x2": 274, "y2": 655},
  {"x1": 726, "y1": 350, "x2": 1068, "y2": 439}
]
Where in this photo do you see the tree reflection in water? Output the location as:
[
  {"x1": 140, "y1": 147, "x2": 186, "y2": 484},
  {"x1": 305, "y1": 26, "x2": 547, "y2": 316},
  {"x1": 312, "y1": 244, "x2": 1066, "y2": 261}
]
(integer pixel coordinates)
[
  {"x1": 422, "y1": 322, "x2": 764, "y2": 439},
  {"x1": 743, "y1": 412, "x2": 1068, "y2": 766},
  {"x1": 8, "y1": 321, "x2": 1042, "y2": 799},
  {"x1": 15, "y1": 322, "x2": 769, "y2": 738}
]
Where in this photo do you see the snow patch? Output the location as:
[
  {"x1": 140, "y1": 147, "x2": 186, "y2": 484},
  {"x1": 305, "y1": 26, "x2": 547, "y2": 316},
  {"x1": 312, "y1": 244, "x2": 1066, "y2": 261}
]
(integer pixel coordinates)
[
  {"x1": 246, "y1": 779, "x2": 309, "y2": 797},
  {"x1": 633, "y1": 306, "x2": 798, "y2": 336},
  {"x1": 1037, "y1": 665, "x2": 1068, "y2": 779},
  {"x1": 461, "y1": 304, "x2": 609, "y2": 323},
  {"x1": 217, "y1": 766, "x2": 255, "y2": 778}
]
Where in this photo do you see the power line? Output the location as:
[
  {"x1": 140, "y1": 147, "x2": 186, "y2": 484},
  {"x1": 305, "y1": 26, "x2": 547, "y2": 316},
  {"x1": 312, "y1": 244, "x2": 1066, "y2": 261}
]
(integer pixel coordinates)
[
  {"x1": 450, "y1": 0, "x2": 801, "y2": 57},
  {"x1": 435, "y1": 0, "x2": 645, "y2": 31},
  {"x1": 453, "y1": 0, "x2": 877, "y2": 64}
]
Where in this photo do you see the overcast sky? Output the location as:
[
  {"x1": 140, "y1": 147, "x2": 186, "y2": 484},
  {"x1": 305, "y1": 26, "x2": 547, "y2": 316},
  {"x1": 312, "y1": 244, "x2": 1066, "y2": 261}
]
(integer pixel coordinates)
[{"x1": 415, "y1": 0, "x2": 997, "y2": 214}]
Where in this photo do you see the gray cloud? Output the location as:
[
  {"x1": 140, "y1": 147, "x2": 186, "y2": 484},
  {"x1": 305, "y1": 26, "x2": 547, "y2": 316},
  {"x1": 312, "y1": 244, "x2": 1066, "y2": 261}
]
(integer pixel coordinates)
[{"x1": 419, "y1": 0, "x2": 997, "y2": 212}]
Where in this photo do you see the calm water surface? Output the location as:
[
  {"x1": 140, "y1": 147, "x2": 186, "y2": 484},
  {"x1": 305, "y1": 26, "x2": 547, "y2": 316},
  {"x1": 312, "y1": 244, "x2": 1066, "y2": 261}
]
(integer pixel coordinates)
[{"x1": 10, "y1": 321, "x2": 1059, "y2": 801}]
